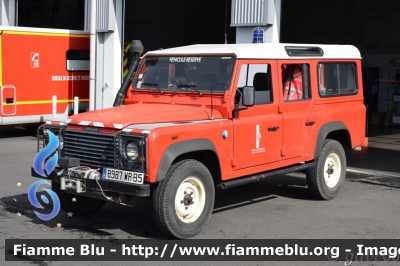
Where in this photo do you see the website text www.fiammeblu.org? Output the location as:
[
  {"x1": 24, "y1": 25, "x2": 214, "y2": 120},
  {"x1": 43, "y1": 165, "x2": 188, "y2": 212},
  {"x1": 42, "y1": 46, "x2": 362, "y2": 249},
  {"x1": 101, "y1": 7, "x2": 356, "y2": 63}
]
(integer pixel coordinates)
[{"x1": 5, "y1": 239, "x2": 400, "y2": 263}]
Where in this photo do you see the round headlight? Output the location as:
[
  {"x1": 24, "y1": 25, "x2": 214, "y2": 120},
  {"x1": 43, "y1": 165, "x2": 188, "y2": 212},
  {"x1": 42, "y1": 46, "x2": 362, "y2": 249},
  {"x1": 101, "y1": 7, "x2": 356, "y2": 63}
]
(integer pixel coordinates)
[{"x1": 125, "y1": 142, "x2": 139, "y2": 160}]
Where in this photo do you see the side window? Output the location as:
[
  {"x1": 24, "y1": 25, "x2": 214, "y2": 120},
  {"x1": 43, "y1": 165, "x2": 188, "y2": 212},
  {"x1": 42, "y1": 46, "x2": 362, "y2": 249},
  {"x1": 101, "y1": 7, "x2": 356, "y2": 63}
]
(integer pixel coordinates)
[
  {"x1": 281, "y1": 63, "x2": 311, "y2": 101},
  {"x1": 235, "y1": 64, "x2": 273, "y2": 106},
  {"x1": 318, "y1": 63, "x2": 358, "y2": 97},
  {"x1": 66, "y1": 50, "x2": 89, "y2": 72}
]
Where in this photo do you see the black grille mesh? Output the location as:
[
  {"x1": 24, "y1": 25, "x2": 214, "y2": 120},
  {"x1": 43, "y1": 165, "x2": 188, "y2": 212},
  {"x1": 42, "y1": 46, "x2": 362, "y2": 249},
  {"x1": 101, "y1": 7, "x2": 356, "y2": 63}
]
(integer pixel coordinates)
[{"x1": 62, "y1": 130, "x2": 146, "y2": 171}]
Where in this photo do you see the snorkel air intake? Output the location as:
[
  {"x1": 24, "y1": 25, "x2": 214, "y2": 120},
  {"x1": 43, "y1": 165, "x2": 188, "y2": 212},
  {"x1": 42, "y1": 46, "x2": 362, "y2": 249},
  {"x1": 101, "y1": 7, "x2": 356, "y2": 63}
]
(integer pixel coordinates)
[{"x1": 113, "y1": 40, "x2": 143, "y2": 106}]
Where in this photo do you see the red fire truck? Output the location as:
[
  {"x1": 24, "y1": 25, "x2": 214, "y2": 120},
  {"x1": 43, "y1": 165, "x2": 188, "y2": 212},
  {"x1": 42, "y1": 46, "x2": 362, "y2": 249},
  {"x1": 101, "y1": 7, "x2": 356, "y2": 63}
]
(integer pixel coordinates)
[{"x1": 0, "y1": 26, "x2": 90, "y2": 127}]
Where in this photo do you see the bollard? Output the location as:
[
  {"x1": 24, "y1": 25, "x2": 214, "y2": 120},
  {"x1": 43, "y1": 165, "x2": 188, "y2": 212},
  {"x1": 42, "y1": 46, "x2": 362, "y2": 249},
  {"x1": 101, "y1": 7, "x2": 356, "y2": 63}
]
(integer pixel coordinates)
[
  {"x1": 52, "y1": 95, "x2": 57, "y2": 118},
  {"x1": 74, "y1": 96, "x2": 79, "y2": 115}
]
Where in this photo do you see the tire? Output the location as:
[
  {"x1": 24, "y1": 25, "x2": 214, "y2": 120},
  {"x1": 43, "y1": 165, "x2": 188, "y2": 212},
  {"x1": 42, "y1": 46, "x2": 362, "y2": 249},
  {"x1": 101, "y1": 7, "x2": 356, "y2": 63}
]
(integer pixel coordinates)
[
  {"x1": 152, "y1": 159, "x2": 215, "y2": 239},
  {"x1": 306, "y1": 139, "x2": 346, "y2": 200},
  {"x1": 51, "y1": 181, "x2": 107, "y2": 215}
]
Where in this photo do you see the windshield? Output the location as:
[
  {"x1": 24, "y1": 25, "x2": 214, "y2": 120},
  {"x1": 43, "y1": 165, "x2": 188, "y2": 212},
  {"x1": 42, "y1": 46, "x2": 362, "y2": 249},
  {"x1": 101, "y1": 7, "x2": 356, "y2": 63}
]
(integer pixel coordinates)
[{"x1": 134, "y1": 56, "x2": 235, "y2": 92}]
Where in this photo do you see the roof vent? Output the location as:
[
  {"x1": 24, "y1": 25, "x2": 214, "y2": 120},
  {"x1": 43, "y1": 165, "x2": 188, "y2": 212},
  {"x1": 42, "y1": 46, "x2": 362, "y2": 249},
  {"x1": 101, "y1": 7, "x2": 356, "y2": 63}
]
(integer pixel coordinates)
[{"x1": 285, "y1": 46, "x2": 324, "y2": 57}]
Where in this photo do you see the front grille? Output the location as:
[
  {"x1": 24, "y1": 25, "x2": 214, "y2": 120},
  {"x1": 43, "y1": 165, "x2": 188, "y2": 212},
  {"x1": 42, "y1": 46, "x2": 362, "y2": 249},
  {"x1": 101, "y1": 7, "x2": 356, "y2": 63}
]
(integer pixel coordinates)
[
  {"x1": 62, "y1": 130, "x2": 147, "y2": 172},
  {"x1": 63, "y1": 130, "x2": 115, "y2": 168}
]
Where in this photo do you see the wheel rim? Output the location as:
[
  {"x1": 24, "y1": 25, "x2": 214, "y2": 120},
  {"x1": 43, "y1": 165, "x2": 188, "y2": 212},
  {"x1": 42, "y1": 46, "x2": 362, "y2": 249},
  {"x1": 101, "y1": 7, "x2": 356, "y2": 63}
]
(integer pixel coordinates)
[
  {"x1": 175, "y1": 176, "x2": 206, "y2": 223},
  {"x1": 323, "y1": 152, "x2": 341, "y2": 188}
]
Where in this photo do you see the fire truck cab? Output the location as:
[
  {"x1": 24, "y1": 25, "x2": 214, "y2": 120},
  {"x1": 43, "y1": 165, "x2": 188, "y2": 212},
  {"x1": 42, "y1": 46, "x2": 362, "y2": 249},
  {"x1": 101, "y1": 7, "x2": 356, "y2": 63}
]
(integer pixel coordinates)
[{"x1": 36, "y1": 42, "x2": 367, "y2": 239}]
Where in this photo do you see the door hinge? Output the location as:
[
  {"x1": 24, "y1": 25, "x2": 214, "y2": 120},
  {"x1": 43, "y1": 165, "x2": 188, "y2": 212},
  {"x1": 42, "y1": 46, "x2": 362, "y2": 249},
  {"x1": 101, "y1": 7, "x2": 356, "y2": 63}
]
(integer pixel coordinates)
[
  {"x1": 281, "y1": 148, "x2": 285, "y2": 157},
  {"x1": 231, "y1": 158, "x2": 237, "y2": 167},
  {"x1": 278, "y1": 105, "x2": 283, "y2": 113}
]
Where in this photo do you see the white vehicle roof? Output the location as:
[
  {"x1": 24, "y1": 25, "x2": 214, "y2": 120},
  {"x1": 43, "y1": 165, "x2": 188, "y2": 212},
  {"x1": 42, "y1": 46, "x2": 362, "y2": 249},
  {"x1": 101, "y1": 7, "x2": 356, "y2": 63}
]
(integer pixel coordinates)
[{"x1": 145, "y1": 43, "x2": 361, "y2": 59}]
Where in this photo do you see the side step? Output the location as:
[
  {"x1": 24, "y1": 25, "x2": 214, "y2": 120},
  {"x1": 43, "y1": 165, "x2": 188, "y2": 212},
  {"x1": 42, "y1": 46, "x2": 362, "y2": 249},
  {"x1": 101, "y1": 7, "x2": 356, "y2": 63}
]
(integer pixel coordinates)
[{"x1": 220, "y1": 162, "x2": 316, "y2": 189}]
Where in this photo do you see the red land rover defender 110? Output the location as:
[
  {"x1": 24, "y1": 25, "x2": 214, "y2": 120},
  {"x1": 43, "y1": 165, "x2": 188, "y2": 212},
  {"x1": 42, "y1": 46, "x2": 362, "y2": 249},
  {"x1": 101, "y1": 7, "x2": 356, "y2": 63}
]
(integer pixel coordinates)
[{"x1": 34, "y1": 42, "x2": 367, "y2": 239}]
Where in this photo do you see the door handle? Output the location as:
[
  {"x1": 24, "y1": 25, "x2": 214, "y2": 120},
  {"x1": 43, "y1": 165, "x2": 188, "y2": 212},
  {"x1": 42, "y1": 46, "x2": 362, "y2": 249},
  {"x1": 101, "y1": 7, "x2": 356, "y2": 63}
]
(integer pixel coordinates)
[
  {"x1": 305, "y1": 121, "x2": 315, "y2": 126},
  {"x1": 268, "y1": 126, "x2": 279, "y2": 132}
]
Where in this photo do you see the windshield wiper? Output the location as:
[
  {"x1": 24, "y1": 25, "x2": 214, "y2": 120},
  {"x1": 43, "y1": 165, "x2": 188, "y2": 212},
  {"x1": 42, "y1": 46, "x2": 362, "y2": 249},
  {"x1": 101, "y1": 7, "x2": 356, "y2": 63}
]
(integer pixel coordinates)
[
  {"x1": 177, "y1": 84, "x2": 203, "y2": 96},
  {"x1": 140, "y1": 82, "x2": 164, "y2": 94}
]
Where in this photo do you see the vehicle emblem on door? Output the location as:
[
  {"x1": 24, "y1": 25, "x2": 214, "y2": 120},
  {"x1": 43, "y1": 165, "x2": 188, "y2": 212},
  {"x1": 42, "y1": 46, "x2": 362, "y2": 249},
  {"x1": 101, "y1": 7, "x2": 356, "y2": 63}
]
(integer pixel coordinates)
[
  {"x1": 256, "y1": 125, "x2": 261, "y2": 148},
  {"x1": 252, "y1": 125, "x2": 265, "y2": 154}
]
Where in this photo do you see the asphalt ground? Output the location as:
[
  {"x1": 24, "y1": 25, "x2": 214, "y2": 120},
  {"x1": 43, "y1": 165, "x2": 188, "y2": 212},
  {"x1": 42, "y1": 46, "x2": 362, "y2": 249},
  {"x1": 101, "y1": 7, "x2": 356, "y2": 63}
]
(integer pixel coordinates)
[{"x1": 0, "y1": 125, "x2": 399, "y2": 266}]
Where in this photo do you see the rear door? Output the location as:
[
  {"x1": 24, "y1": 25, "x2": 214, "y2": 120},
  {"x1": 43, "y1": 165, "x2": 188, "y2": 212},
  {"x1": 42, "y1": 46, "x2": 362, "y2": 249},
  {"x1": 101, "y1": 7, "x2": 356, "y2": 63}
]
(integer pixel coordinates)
[
  {"x1": 278, "y1": 60, "x2": 316, "y2": 159},
  {"x1": 232, "y1": 60, "x2": 283, "y2": 170}
]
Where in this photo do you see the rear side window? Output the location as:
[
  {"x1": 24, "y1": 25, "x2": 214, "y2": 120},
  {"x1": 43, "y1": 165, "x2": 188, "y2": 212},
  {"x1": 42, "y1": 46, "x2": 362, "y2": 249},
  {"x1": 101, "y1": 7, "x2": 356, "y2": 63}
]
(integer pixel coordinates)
[
  {"x1": 282, "y1": 63, "x2": 311, "y2": 101},
  {"x1": 318, "y1": 63, "x2": 358, "y2": 97}
]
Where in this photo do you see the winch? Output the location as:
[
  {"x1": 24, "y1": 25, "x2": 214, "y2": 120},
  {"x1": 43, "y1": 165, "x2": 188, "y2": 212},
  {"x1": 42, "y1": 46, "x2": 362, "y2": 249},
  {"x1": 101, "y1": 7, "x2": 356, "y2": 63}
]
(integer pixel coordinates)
[{"x1": 60, "y1": 166, "x2": 101, "y2": 193}]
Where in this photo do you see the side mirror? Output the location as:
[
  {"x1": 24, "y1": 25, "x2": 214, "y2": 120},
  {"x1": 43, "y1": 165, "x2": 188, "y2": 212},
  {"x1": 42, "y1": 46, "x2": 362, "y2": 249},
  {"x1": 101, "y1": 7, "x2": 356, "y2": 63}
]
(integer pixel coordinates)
[{"x1": 242, "y1": 86, "x2": 255, "y2": 106}]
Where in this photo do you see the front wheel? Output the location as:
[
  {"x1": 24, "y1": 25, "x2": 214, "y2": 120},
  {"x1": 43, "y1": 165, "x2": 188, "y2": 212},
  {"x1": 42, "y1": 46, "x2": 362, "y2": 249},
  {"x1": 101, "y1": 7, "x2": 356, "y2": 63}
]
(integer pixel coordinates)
[
  {"x1": 152, "y1": 159, "x2": 215, "y2": 239},
  {"x1": 306, "y1": 139, "x2": 346, "y2": 200}
]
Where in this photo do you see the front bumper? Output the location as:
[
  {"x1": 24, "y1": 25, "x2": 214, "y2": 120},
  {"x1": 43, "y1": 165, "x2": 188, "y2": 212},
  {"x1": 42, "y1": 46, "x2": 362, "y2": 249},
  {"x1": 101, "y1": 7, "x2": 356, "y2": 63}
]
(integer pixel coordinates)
[{"x1": 31, "y1": 167, "x2": 150, "y2": 197}]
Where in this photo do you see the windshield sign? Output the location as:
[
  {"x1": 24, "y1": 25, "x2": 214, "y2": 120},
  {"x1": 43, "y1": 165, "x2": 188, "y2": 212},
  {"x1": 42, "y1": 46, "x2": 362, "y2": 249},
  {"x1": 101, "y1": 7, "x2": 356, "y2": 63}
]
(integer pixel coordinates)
[
  {"x1": 135, "y1": 56, "x2": 235, "y2": 93},
  {"x1": 169, "y1": 57, "x2": 202, "y2": 63}
]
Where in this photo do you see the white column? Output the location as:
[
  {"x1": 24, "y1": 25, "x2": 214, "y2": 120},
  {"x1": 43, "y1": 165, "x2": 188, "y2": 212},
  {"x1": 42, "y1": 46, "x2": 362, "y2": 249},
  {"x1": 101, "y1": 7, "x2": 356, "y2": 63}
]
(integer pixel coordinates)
[
  {"x1": 0, "y1": 0, "x2": 16, "y2": 26},
  {"x1": 89, "y1": 0, "x2": 97, "y2": 111},
  {"x1": 95, "y1": 0, "x2": 124, "y2": 110},
  {"x1": 264, "y1": 0, "x2": 280, "y2": 43}
]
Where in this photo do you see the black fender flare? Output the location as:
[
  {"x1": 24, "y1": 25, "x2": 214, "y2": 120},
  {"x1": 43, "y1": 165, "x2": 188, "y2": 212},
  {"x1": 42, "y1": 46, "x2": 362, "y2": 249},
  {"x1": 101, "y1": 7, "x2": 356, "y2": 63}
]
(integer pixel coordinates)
[
  {"x1": 313, "y1": 121, "x2": 349, "y2": 159},
  {"x1": 155, "y1": 139, "x2": 220, "y2": 182}
]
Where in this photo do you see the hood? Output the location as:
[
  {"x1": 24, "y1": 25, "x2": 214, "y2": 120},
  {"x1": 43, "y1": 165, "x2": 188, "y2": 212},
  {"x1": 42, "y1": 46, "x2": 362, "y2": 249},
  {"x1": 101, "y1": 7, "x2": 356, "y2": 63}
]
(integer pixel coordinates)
[{"x1": 65, "y1": 104, "x2": 222, "y2": 129}]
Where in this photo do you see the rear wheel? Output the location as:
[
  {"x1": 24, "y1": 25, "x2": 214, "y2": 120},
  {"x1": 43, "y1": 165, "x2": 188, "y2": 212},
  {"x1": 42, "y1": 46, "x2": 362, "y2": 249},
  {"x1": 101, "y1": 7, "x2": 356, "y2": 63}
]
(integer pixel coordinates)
[
  {"x1": 306, "y1": 139, "x2": 346, "y2": 200},
  {"x1": 52, "y1": 182, "x2": 107, "y2": 215},
  {"x1": 152, "y1": 159, "x2": 215, "y2": 239}
]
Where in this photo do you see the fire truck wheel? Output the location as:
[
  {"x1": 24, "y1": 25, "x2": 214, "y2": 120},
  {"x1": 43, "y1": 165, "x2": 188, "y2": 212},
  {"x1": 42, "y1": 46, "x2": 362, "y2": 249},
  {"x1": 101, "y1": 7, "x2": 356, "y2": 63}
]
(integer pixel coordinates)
[
  {"x1": 306, "y1": 139, "x2": 346, "y2": 200},
  {"x1": 52, "y1": 181, "x2": 107, "y2": 215},
  {"x1": 152, "y1": 159, "x2": 215, "y2": 239}
]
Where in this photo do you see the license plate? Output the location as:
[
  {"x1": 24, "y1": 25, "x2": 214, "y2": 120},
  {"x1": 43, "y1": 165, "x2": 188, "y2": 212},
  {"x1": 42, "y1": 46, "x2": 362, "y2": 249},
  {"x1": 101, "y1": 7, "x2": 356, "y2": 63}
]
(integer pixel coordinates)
[{"x1": 101, "y1": 168, "x2": 144, "y2": 184}]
